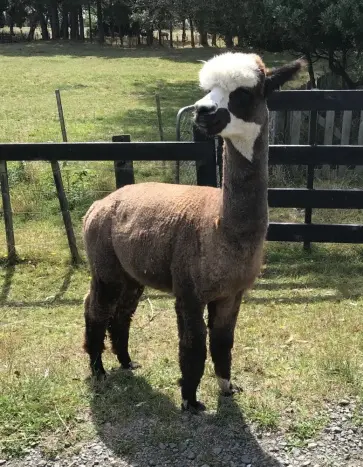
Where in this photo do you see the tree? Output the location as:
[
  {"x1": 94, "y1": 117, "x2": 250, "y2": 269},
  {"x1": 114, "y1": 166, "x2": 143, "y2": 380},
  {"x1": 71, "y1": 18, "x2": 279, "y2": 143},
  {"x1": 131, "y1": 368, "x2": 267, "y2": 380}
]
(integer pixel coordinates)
[{"x1": 246, "y1": 0, "x2": 363, "y2": 88}]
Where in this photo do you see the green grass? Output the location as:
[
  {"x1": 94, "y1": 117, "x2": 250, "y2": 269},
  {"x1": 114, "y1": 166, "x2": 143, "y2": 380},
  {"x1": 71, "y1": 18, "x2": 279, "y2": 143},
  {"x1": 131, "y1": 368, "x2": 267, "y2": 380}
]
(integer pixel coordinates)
[
  {"x1": 0, "y1": 43, "x2": 363, "y2": 459},
  {"x1": 1, "y1": 244, "x2": 363, "y2": 458}
]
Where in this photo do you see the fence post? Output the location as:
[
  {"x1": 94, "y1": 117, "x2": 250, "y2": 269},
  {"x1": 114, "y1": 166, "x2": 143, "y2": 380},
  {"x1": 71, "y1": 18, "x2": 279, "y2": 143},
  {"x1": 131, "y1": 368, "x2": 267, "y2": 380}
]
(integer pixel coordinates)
[
  {"x1": 304, "y1": 106, "x2": 318, "y2": 251},
  {"x1": 113, "y1": 135, "x2": 135, "y2": 188},
  {"x1": 193, "y1": 125, "x2": 217, "y2": 187},
  {"x1": 50, "y1": 160, "x2": 81, "y2": 264},
  {"x1": 0, "y1": 160, "x2": 17, "y2": 264}
]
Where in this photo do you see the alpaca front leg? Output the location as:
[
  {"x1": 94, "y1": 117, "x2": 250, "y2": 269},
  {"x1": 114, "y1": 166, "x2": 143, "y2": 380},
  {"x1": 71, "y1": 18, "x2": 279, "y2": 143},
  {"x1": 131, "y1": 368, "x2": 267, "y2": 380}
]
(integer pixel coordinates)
[
  {"x1": 175, "y1": 296, "x2": 207, "y2": 413},
  {"x1": 208, "y1": 292, "x2": 243, "y2": 396}
]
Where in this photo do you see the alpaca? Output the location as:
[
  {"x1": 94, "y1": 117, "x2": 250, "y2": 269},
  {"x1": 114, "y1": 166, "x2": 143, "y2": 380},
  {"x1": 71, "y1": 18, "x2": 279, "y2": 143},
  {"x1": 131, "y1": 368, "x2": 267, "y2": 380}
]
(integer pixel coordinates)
[{"x1": 83, "y1": 52, "x2": 304, "y2": 412}]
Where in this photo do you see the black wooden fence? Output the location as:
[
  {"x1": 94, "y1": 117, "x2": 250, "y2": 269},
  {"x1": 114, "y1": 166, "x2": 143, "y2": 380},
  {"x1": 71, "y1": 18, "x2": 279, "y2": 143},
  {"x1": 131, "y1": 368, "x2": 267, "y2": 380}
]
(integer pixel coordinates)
[
  {"x1": 191, "y1": 90, "x2": 363, "y2": 248},
  {"x1": 267, "y1": 90, "x2": 363, "y2": 248},
  {"x1": 1, "y1": 89, "x2": 363, "y2": 264}
]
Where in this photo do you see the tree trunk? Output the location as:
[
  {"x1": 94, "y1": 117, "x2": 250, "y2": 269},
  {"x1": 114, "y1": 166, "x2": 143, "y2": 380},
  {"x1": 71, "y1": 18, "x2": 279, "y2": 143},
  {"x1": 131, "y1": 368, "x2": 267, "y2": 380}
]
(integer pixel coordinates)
[
  {"x1": 62, "y1": 5, "x2": 69, "y2": 39},
  {"x1": 158, "y1": 27, "x2": 162, "y2": 46},
  {"x1": 147, "y1": 28, "x2": 153, "y2": 45},
  {"x1": 39, "y1": 12, "x2": 49, "y2": 40},
  {"x1": 212, "y1": 33, "x2": 216, "y2": 46},
  {"x1": 70, "y1": 7, "x2": 78, "y2": 40},
  {"x1": 119, "y1": 23, "x2": 123, "y2": 45},
  {"x1": 88, "y1": 3, "x2": 92, "y2": 42},
  {"x1": 190, "y1": 17, "x2": 195, "y2": 48},
  {"x1": 225, "y1": 33, "x2": 233, "y2": 48},
  {"x1": 169, "y1": 22, "x2": 173, "y2": 48},
  {"x1": 182, "y1": 19, "x2": 186, "y2": 44},
  {"x1": 79, "y1": 7, "x2": 84, "y2": 41},
  {"x1": 237, "y1": 34, "x2": 243, "y2": 48},
  {"x1": 96, "y1": 0, "x2": 104, "y2": 43},
  {"x1": 27, "y1": 15, "x2": 37, "y2": 41},
  {"x1": 49, "y1": 0, "x2": 60, "y2": 39},
  {"x1": 305, "y1": 51, "x2": 316, "y2": 88},
  {"x1": 9, "y1": 20, "x2": 14, "y2": 35},
  {"x1": 198, "y1": 26, "x2": 208, "y2": 46}
]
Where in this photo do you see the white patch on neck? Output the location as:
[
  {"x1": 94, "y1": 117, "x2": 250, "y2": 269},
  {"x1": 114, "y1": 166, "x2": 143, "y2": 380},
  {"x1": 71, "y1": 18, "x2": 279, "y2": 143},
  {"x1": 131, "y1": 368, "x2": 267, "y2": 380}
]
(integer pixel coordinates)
[
  {"x1": 199, "y1": 52, "x2": 260, "y2": 93},
  {"x1": 226, "y1": 122, "x2": 262, "y2": 161},
  {"x1": 217, "y1": 377, "x2": 232, "y2": 393}
]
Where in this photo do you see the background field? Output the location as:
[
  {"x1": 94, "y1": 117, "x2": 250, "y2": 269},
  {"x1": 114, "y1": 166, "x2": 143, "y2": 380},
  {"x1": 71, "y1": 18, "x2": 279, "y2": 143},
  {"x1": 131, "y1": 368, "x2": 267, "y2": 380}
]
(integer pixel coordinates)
[{"x1": 0, "y1": 42, "x2": 363, "y2": 460}]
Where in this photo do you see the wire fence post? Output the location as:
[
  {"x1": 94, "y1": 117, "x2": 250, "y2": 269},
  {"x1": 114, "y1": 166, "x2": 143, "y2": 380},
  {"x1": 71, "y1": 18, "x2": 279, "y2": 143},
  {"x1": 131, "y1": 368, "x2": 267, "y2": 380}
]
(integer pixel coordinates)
[{"x1": 0, "y1": 159, "x2": 17, "y2": 264}]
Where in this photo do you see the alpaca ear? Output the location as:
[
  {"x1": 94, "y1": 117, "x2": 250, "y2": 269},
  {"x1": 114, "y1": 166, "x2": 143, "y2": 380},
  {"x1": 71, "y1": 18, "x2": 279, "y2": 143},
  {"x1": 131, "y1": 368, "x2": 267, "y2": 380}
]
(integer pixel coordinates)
[{"x1": 264, "y1": 59, "x2": 306, "y2": 96}]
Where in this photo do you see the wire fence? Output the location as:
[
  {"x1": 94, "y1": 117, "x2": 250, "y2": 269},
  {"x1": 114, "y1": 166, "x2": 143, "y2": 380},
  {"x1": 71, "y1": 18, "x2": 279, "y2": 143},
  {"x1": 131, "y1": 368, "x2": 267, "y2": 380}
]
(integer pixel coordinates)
[{"x1": 2, "y1": 102, "x2": 363, "y2": 261}]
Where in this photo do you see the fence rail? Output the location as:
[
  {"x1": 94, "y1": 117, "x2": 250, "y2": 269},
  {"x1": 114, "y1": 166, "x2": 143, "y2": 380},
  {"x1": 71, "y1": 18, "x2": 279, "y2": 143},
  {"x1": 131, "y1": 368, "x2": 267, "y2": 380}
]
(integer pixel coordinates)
[
  {"x1": 177, "y1": 90, "x2": 363, "y2": 248},
  {"x1": 0, "y1": 137, "x2": 217, "y2": 263},
  {"x1": 1, "y1": 90, "x2": 363, "y2": 264}
]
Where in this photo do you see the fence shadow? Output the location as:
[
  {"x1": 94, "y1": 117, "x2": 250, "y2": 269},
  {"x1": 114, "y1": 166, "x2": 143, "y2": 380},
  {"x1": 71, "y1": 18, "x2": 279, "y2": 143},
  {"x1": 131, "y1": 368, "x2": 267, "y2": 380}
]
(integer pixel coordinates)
[
  {"x1": 87, "y1": 369, "x2": 282, "y2": 466},
  {"x1": 0, "y1": 264, "x2": 15, "y2": 303}
]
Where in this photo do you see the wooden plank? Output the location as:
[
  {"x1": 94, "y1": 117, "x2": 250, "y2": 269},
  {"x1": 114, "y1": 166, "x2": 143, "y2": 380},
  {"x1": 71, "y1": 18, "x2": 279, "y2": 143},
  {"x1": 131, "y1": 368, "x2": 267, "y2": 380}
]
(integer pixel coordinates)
[
  {"x1": 322, "y1": 110, "x2": 336, "y2": 178},
  {"x1": 357, "y1": 111, "x2": 363, "y2": 174},
  {"x1": 324, "y1": 111, "x2": 335, "y2": 145},
  {"x1": 193, "y1": 125, "x2": 217, "y2": 187},
  {"x1": 268, "y1": 110, "x2": 276, "y2": 143},
  {"x1": 0, "y1": 142, "x2": 215, "y2": 162},
  {"x1": 268, "y1": 90, "x2": 363, "y2": 111},
  {"x1": 290, "y1": 111, "x2": 302, "y2": 144},
  {"x1": 267, "y1": 222, "x2": 363, "y2": 243},
  {"x1": 268, "y1": 188, "x2": 363, "y2": 209},
  {"x1": 0, "y1": 160, "x2": 17, "y2": 264},
  {"x1": 341, "y1": 111, "x2": 353, "y2": 145},
  {"x1": 50, "y1": 160, "x2": 81, "y2": 265},
  {"x1": 339, "y1": 110, "x2": 353, "y2": 176},
  {"x1": 269, "y1": 145, "x2": 363, "y2": 166},
  {"x1": 358, "y1": 111, "x2": 363, "y2": 145},
  {"x1": 305, "y1": 110, "x2": 317, "y2": 250},
  {"x1": 112, "y1": 135, "x2": 135, "y2": 189}
]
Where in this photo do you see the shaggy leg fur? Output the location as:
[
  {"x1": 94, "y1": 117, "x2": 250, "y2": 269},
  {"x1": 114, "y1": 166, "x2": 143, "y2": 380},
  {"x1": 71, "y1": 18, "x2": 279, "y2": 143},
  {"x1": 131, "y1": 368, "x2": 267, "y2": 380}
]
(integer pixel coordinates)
[
  {"x1": 108, "y1": 282, "x2": 144, "y2": 369},
  {"x1": 208, "y1": 291, "x2": 243, "y2": 396},
  {"x1": 175, "y1": 295, "x2": 207, "y2": 413},
  {"x1": 83, "y1": 278, "x2": 122, "y2": 379}
]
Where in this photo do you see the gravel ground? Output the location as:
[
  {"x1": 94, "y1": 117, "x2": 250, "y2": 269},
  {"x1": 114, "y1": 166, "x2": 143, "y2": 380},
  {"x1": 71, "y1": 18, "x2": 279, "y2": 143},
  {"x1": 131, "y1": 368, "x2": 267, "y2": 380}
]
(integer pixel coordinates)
[{"x1": 3, "y1": 399, "x2": 363, "y2": 467}]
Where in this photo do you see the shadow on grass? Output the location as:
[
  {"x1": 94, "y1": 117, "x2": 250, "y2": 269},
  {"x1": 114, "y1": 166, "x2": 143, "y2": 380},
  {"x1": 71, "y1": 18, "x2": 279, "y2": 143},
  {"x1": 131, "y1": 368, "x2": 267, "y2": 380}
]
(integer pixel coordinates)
[
  {"x1": 0, "y1": 264, "x2": 77, "y2": 306},
  {"x1": 0, "y1": 264, "x2": 15, "y2": 303},
  {"x1": 0, "y1": 41, "x2": 217, "y2": 62},
  {"x1": 87, "y1": 369, "x2": 283, "y2": 466},
  {"x1": 0, "y1": 41, "x2": 294, "y2": 67},
  {"x1": 1, "y1": 246, "x2": 362, "y2": 308}
]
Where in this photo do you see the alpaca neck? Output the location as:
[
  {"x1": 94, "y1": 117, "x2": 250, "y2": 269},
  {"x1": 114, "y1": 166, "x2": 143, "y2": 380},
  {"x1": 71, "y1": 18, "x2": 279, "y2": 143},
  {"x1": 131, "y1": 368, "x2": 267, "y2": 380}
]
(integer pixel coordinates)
[{"x1": 220, "y1": 124, "x2": 269, "y2": 236}]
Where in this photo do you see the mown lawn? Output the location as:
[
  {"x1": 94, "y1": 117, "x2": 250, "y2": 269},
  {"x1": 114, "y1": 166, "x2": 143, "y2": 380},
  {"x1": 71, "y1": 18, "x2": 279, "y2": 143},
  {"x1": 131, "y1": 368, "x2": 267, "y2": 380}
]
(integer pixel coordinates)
[
  {"x1": 0, "y1": 42, "x2": 363, "y2": 459},
  {"x1": 1, "y1": 243, "x2": 363, "y2": 458}
]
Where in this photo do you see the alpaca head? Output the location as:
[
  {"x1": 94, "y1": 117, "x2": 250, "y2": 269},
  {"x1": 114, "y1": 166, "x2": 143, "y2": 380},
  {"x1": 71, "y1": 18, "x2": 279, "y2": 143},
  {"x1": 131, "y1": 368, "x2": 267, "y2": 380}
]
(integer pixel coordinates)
[{"x1": 194, "y1": 52, "x2": 305, "y2": 160}]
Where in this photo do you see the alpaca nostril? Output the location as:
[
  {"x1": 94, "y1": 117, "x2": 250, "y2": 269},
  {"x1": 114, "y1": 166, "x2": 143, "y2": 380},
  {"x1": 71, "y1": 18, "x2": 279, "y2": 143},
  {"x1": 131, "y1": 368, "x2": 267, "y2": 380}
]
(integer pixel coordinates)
[{"x1": 195, "y1": 103, "x2": 218, "y2": 115}]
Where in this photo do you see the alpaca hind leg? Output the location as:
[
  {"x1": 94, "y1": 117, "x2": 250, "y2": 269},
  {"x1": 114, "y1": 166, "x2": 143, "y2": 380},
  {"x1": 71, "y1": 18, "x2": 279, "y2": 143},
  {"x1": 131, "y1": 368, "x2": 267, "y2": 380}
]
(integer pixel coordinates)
[
  {"x1": 83, "y1": 278, "x2": 122, "y2": 379},
  {"x1": 108, "y1": 281, "x2": 144, "y2": 370},
  {"x1": 208, "y1": 291, "x2": 243, "y2": 396},
  {"x1": 176, "y1": 295, "x2": 207, "y2": 413}
]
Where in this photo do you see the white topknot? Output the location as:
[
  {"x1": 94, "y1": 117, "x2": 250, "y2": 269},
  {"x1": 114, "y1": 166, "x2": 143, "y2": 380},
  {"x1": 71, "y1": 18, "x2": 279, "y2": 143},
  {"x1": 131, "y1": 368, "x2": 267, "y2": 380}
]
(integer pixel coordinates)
[{"x1": 199, "y1": 52, "x2": 262, "y2": 93}]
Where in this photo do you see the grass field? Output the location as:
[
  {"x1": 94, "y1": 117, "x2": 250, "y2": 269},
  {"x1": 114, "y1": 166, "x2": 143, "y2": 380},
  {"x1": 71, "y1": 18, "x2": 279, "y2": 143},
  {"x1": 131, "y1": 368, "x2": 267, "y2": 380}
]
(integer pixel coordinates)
[{"x1": 1, "y1": 42, "x2": 363, "y2": 460}]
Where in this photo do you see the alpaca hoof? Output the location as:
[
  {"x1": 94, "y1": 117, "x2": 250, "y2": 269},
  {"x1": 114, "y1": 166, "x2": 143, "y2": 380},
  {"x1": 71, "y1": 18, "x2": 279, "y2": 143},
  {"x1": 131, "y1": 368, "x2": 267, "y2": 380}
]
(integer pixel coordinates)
[
  {"x1": 181, "y1": 400, "x2": 206, "y2": 414},
  {"x1": 222, "y1": 383, "x2": 242, "y2": 397},
  {"x1": 122, "y1": 361, "x2": 141, "y2": 371},
  {"x1": 92, "y1": 370, "x2": 107, "y2": 381}
]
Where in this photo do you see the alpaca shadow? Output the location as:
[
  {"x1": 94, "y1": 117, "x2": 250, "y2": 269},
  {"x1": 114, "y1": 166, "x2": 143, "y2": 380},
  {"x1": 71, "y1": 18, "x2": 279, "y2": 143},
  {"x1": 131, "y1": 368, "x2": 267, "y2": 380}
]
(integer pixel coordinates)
[{"x1": 88, "y1": 370, "x2": 282, "y2": 466}]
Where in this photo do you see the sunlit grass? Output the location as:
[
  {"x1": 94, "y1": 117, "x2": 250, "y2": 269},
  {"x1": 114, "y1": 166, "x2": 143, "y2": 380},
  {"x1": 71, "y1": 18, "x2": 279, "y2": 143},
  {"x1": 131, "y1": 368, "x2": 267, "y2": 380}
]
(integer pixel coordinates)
[{"x1": 1, "y1": 243, "x2": 362, "y2": 457}]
